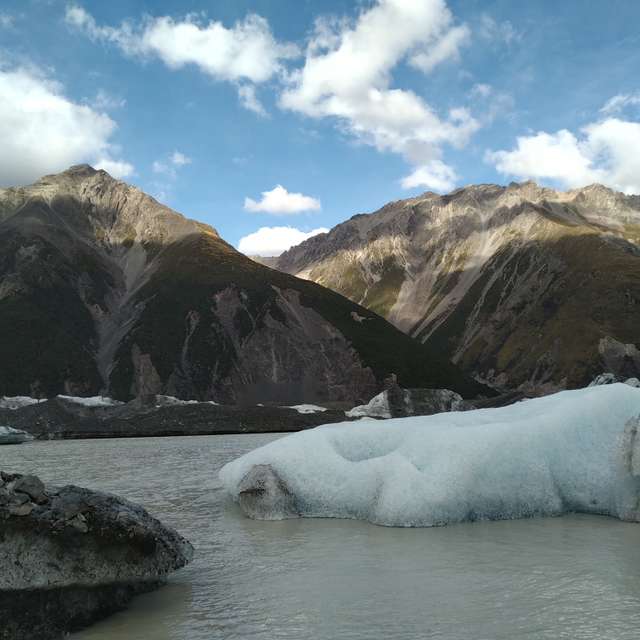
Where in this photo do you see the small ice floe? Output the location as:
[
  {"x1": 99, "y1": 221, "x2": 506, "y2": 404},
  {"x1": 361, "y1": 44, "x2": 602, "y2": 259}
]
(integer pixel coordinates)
[
  {"x1": 155, "y1": 395, "x2": 218, "y2": 407},
  {"x1": 57, "y1": 395, "x2": 124, "y2": 407},
  {"x1": 0, "y1": 396, "x2": 46, "y2": 410},
  {"x1": 345, "y1": 392, "x2": 392, "y2": 419},
  {"x1": 284, "y1": 404, "x2": 328, "y2": 414},
  {"x1": 0, "y1": 426, "x2": 34, "y2": 445}
]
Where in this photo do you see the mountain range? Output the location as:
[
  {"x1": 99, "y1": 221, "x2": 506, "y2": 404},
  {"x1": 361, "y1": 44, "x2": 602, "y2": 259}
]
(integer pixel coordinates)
[
  {"x1": 278, "y1": 182, "x2": 640, "y2": 393},
  {"x1": 0, "y1": 165, "x2": 483, "y2": 404}
]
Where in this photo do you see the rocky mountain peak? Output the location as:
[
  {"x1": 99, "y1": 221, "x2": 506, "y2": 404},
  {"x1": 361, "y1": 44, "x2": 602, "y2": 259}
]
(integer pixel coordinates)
[
  {"x1": 276, "y1": 179, "x2": 640, "y2": 395},
  {"x1": 0, "y1": 165, "x2": 219, "y2": 248}
]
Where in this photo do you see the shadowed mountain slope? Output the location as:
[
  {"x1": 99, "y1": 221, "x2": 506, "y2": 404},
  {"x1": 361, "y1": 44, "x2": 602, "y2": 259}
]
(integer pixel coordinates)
[
  {"x1": 277, "y1": 182, "x2": 640, "y2": 393},
  {"x1": 0, "y1": 166, "x2": 485, "y2": 403}
]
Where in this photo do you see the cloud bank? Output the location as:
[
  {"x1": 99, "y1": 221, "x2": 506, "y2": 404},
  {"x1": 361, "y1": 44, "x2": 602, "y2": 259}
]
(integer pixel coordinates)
[
  {"x1": 486, "y1": 117, "x2": 640, "y2": 194},
  {"x1": 238, "y1": 226, "x2": 328, "y2": 256}
]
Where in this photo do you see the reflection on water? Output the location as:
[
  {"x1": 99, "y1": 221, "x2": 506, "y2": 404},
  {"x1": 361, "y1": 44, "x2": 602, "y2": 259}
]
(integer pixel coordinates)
[{"x1": 3, "y1": 434, "x2": 640, "y2": 640}]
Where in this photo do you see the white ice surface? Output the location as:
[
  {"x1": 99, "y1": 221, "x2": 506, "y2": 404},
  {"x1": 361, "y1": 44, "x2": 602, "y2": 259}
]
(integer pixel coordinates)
[
  {"x1": 57, "y1": 395, "x2": 124, "y2": 407},
  {"x1": 285, "y1": 404, "x2": 328, "y2": 414},
  {"x1": 345, "y1": 391, "x2": 391, "y2": 419},
  {"x1": 220, "y1": 385, "x2": 640, "y2": 527},
  {"x1": 0, "y1": 425, "x2": 33, "y2": 443},
  {"x1": 0, "y1": 396, "x2": 46, "y2": 410},
  {"x1": 155, "y1": 395, "x2": 218, "y2": 407}
]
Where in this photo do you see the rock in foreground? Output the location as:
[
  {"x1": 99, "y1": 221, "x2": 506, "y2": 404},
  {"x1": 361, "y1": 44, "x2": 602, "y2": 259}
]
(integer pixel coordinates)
[
  {"x1": 0, "y1": 471, "x2": 193, "y2": 639},
  {"x1": 221, "y1": 384, "x2": 640, "y2": 527}
]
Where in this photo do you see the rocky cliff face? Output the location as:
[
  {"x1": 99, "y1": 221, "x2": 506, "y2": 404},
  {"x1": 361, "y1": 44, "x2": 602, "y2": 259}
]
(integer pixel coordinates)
[
  {"x1": 278, "y1": 182, "x2": 640, "y2": 393},
  {"x1": 0, "y1": 166, "x2": 483, "y2": 403}
]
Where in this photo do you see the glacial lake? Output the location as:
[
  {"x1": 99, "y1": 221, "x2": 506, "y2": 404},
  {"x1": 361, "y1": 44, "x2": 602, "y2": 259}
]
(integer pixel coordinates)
[{"x1": 3, "y1": 434, "x2": 640, "y2": 640}]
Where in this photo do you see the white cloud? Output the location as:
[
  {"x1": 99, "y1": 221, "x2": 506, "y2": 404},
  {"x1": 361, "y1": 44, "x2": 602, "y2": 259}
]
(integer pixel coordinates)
[
  {"x1": 94, "y1": 158, "x2": 135, "y2": 178},
  {"x1": 152, "y1": 150, "x2": 191, "y2": 177},
  {"x1": 401, "y1": 160, "x2": 458, "y2": 192},
  {"x1": 244, "y1": 185, "x2": 321, "y2": 215},
  {"x1": 279, "y1": 0, "x2": 475, "y2": 188},
  {"x1": 0, "y1": 13, "x2": 15, "y2": 28},
  {"x1": 478, "y1": 14, "x2": 520, "y2": 45},
  {"x1": 238, "y1": 226, "x2": 328, "y2": 256},
  {"x1": 238, "y1": 84, "x2": 268, "y2": 117},
  {"x1": 409, "y1": 24, "x2": 470, "y2": 74},
  {"x1": 170, "y1": 150, "x2": 191, "y2": 166},
  {"x1": 66, "y1": 4, "x2": 297, "y2": 114},
  {"x1": 486, "y1": 117, "x2": 640, "y2": 194},
  {"x1": 89, "y1": 89, "x2": 126, "y2": 111},
  {"x1": 470, "y1": 83, "x2": 492, "y2": 98},
  {"x1": 0, "y1": 65, "x2": 132, "y2": 186},
  {"x1": 600, "y1": 93, "x2": 640, "y2": 115}
]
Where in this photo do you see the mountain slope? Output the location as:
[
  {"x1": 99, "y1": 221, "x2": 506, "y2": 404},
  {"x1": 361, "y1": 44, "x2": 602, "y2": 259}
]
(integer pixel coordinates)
[
  {"x1": 277, "y1": 182, "x2": 640, "y2": 393},
  {"x1": 0, "y1": 165, "x2": 484, "y2": 403}
]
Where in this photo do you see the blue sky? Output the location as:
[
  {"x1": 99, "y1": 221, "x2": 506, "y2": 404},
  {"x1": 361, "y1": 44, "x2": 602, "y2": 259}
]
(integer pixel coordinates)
[{"x1": 1, "y1": 0, "x2": 639, "y2": 255}]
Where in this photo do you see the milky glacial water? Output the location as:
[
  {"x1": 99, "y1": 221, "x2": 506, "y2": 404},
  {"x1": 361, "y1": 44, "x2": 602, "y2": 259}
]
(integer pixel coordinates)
[{"x1": 3, "y1": 434, "x2": 640, "y2": 640}]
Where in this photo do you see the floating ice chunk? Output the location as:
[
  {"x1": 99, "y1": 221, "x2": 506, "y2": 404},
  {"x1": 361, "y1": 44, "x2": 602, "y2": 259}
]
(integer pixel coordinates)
[
  {"x1": 57, "y1": 395, "x2": 124, "y2": 407},
  {"x1": 0, "y1": 426, "x2": 34, "y2": 444},
  {"x1": 220, "y1": 385, "x2": 640, "y2": 527},
  {"x1": 346, "y1": 391, "x2": 391, "y2": 419},
  {"x1": 284, "y1": 404, "x2": 328, "y2": 414},
  {"x1": 155, "y1": 395, "x2": 218, "y2": 407},
  {"x1": 0, "y1": 396, "x2": 46, "y2": 410}
]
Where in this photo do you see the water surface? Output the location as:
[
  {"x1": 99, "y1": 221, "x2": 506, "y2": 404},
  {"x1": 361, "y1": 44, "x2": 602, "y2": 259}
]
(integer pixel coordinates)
[{"x1": 3, "y1": 435, "x2": 640, "y2": 640}]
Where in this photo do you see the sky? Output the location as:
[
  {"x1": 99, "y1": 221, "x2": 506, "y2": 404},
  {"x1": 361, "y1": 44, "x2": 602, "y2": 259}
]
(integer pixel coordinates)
[{"x1": 1, "y1": 0, "x2": 640, "y2": 256}]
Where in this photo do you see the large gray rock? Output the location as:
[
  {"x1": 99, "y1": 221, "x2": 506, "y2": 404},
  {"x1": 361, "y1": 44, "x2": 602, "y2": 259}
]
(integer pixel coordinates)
[
  {"x1": 0, "y1": 471, "x2": 193, "y2": 639},
  {"x1": 589, "y1": 373, "x2": 640, "y2": 388},
  {"x1": 238, "y1": 464, "x2": 298, "y2": 520},
  {"x1": 346, "y1": 380, "x2": 473, "y2": 419}
]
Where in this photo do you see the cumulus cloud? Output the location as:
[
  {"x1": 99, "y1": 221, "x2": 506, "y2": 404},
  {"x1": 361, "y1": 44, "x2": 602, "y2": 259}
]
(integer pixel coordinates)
[
  {"x1": 401, "y1": 160, "x2": 458, "y2": 192},
  {"x1": 169, "y1": 150, "x2": 191, "y2": 166},
  {"x1": 152, "y1": 150, "x2": 192, "y2": 177},
  {"x1": 244, "y1": 185, "x2": 321, "y2": 215},
  {"x1": 238, "y1": 226, "x2": 328, "y2": 256},
  {"x1": 486, "y1": 117, "x2": 640, "y2": 194},
  {"x1": 279, "y1": 0, "x2": 475, "y2": 192},
  {"x1": 0, "y1": 66, "x2": 132, "y2": 186},
  {"x1": 66, "y1": 4, "x2": 297, "y2": 114},
  {"x1": 94, "y1": 158, "x2": 135, "y2": 178}
]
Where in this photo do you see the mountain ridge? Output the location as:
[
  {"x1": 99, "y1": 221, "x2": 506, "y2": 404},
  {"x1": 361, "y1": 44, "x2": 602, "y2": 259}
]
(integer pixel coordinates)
[
  {"x1": 277, "y1": 181, "x2": 640, "y2": 393},
  {"x1": 0, "y1": 166, "x2": 485, "y2": 403}
]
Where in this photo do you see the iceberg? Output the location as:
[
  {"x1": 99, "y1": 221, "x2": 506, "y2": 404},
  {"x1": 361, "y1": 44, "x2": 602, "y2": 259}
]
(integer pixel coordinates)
[
  {"x1": 0, "y1": 426, "x2": 34, "y2": 445},
  {"x1": 56, "y1": 395, "x2": 124, "y2": 407},
  {"x1": 0, "y1": 396, "x2": 46, "y2": 410},
  {"x1": 285, "y1": 404, "x2": 328, "y2": 414},
  {"x1": 220, "y1": 385, "x2": 640, "y2": 527}
]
